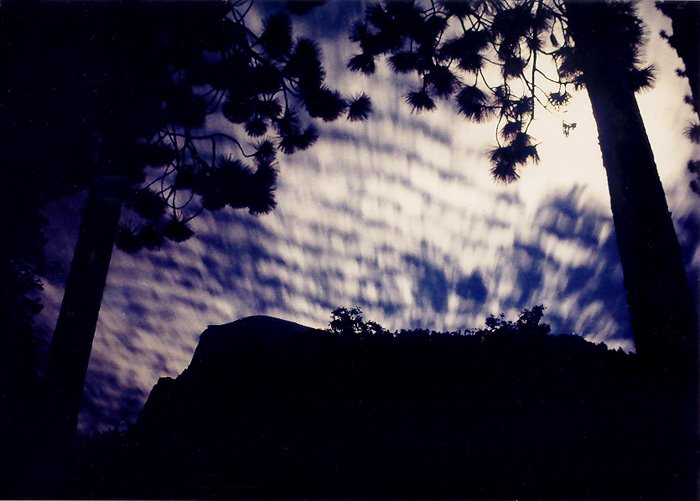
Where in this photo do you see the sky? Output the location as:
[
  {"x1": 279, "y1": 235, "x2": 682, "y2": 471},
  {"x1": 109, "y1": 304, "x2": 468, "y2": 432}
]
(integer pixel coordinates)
[{"x1": 35, "y1": 0, "x2": 699, "y2": 433}]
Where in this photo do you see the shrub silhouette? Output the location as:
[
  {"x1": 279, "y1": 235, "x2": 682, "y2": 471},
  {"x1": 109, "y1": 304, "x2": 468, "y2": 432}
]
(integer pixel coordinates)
[{"x1": 329, "y1": 306, "x2": 390, "y2": 337}]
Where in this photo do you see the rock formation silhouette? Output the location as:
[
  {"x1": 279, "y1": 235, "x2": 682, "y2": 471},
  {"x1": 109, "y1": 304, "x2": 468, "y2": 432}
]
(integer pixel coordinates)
[{"x1": 69, "y1": 313, "x2": 694, "y2": 499}]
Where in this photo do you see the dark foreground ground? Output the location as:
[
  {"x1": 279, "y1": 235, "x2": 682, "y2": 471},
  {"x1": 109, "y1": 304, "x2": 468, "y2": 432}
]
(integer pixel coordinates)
[{"x1": 65, "y1": 316, "x2": 696, "y2": 499}]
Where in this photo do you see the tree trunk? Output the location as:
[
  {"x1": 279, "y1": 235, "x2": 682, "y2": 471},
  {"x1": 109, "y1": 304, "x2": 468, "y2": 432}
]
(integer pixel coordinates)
[
  {"x1": 565, "y1": 1, "x2": 698, "y2": 497},
  {"x1": 36, "y1": 184, "x2": 121, "y2": 493},
  {"x1": 48, "y1": 185, "x2": 121, "y2": 434},
  {"x1": 585, "y1": 78, "x2": 697, "y2": 373}
]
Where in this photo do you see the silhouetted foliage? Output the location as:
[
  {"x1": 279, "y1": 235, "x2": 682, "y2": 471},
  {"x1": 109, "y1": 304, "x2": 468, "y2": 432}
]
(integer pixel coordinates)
[
  {"x1": 348, "y1": 0, "x2": 655, "y2": 184},
  {"x1": 656, "y1": 1, "x2": 700, "y2": 196},
  {"x1": 65, "y1": 313, "x2": 691, "y2": 499},
  {"x1": 329, "y1": 306, "x2": 390, "y2": 337},
  {"x1": 329, "y1": 304, "x2": 550, "y2": 338},
  {"x1": 689, "y1": 159, "x2": 700, "y2": 198},
  {"x1": 484, "y1": 304, "x2": 550, "y2": 336},
  {"x1": 685, "y1": 122, "x2": 700, "y2": 144},
  {"x1": 107, "y1": 2, "x2": 370, "y2": 253},
  {"x1": 657, "y1": 1, "x2": 700, "y2": 121},
  {"x1": 2, "y1": 0, "x2": 369, "y2": 277},
  {"x1": 654, "y1": 0, "x2": 700, "y2": 197}
]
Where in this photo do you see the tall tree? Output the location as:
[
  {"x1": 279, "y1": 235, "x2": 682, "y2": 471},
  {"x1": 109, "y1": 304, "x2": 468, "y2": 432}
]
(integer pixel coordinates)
[
  {"x1": 1, "y1": 0, "x2": 369, "y2": 490},
  {"x1": 348, "y1": 1, "x2": 696, "y2": 496}
]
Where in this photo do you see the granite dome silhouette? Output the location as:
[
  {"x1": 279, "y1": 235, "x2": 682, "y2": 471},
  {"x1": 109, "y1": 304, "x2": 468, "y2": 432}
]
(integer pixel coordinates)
[{"x1": 72, "y1": 313, "x2": 683, "y2": 499}]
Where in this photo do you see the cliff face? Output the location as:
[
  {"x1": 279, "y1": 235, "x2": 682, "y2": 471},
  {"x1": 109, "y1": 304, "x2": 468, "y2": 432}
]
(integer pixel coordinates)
[
  {"x1": 137, "y1": 315, "x2": 321, "y2": 428},
  {"x1": 94, "y1": 316, "x2": 679, "y2": 498}
]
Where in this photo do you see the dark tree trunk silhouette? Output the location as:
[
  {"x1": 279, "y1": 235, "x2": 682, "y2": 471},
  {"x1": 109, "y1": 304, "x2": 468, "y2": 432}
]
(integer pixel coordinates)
[
  {"x1": 584, "y1": 77, "x2": 697, "y2": 373},
  {"x1": 26, "y1": 184, "x2": 121, "y2": 496},
  {"x1": 565, "y1": 1, "x2": 698, "y2": 496},
  {"x1": 46, "y1": 187, "x2": 121, "y2": 439},
  {"x1": 564, "y1": 0, "x2": 697, "y2": 370}
]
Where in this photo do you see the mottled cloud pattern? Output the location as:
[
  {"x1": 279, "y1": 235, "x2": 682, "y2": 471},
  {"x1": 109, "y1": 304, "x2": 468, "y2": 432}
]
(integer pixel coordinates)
[{"x1": 36, "y1": 0, "x2": 699, "y2": 433}]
